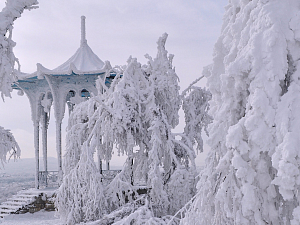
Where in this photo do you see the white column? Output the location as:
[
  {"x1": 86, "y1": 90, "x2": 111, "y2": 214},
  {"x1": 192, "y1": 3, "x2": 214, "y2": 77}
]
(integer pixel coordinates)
[
  {"x1": 42, "y1": 112, "x2": 48, "y2": 187},
  {"x1": 56, "y1": 121, "x2": 63, "y2": 181},
  {"x1": 34, "y1": 121, "x2": 39, "y2": 189}
]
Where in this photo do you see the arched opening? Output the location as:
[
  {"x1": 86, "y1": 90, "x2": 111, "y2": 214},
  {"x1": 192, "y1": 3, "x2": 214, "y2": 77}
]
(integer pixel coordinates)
[{"x1": 81, "y1": 89, "x2": 90, "y2": 98}]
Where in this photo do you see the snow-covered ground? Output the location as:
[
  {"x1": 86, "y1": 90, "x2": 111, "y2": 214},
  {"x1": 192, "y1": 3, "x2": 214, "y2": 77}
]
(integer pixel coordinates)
[
  {"x1": 0, "y1": 210, "x2": 61, "y2": 225},
  {"x1": 0, "y1": 173, "x2": 34, "y2": 204},
  {"x1": 0, "y1": 157, "x2": 57, "y2": 204}
]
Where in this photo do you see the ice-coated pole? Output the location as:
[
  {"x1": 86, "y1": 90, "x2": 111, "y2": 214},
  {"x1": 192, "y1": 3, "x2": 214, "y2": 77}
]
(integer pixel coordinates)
[{"x1": 81, "y1": 15, "x2": 87, "y2": 46}]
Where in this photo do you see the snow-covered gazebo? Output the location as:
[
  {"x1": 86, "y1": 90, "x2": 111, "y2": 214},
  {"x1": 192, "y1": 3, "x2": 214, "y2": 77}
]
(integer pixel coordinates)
[{"x1": 14, "y1": 16, "x2": 109, "y2": 189}]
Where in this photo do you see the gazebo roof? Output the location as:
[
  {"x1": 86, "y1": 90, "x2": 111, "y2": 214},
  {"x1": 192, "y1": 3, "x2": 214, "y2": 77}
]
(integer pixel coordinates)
[
  {"x1": 53, "y1": 41, "x2": 104, "y2": 73},
  {"x1": 17, "y1": 16, "x2": 106, "y2": 80}
]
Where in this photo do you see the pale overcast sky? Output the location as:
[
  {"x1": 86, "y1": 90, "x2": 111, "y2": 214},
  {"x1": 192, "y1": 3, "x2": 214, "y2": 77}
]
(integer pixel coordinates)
[{"x1": 0, "y1": 0, "x2": 227, "y2": 167}]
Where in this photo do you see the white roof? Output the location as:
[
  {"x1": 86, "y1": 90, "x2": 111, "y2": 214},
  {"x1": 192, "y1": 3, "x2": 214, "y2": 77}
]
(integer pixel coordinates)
[
  {"x1": 18, "y1": 16, "x2": 106, "y2": 80},
  {"x1": 41, "y1": 16, "x2": 105, "y2": 76},
  {"x1": 52, "y1": 41, "x2": 105, "y2": 73}
]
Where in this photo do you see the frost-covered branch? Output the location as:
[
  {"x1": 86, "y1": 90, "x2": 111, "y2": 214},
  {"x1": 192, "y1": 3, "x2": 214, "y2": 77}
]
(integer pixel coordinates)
[
  {"x1": 0, "y1": 126, "x2": 20, "y2": 168},
  {"x1": 0, "y1": 0, "x2": 38, "y2": 99},
  {"x1": 180, "y1": 75, "x2": 204, "y2": 98}
]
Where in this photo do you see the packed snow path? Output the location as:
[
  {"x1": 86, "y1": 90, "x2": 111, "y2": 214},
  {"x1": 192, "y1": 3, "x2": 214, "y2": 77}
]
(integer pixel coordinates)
[
  {"x1": 0, "y1": 210, "x2": 61, "y2": 225},
  {"x1": 0, "y1": 188, "x2": 55, "y2": 218}
]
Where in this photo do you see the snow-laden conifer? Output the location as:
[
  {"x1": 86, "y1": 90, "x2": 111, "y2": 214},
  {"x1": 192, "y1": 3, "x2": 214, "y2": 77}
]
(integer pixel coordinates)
[
  {"x1": 182, "y1": 1, "x2": 300, "y2": 224},
  {"x1": 272, "y1": 6, "x2": 300, "y2": 223}
]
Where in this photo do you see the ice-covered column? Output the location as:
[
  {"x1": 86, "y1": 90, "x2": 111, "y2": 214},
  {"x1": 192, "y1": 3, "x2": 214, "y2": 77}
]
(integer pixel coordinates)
[
  {"x1": 41, "y1": 112, "x2": 48, "y2": 187},
  {"x1": 56, "y1": 121, "x2": 62, "y2": 181},
  {"x1": 34, "y1": 121, "x2": 39, "y2": 189},
  {"x1": 44, "y1": 75, "x2": 66, "y2": 183},
  {"x1": 16, "y1": 78, "x2": 50, "y2": 189}
]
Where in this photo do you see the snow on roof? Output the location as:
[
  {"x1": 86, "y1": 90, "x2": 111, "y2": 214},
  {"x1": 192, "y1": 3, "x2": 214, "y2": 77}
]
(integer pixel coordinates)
[
  {"x1": 43, "y1": 15, "x2": 105, "y2": 75},
  {"x1": 52, "y1": 41, "x2": 105, "y2": 73},
  {"x1": 17, "y1": 16, "x2": 106, "y2": 80}
]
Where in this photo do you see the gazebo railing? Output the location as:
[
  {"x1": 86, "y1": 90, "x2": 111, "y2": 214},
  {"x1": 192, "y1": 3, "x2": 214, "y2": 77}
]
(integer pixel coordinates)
[
  {"x1": 39, "y1": 171, "x2": 59, "y2": 188},
  {"x1": 100, "y1": 170, "x2": 122, "y2": 186},
  {"x1": 38, "y1": 170, "x2": 122, "y2": 188}
]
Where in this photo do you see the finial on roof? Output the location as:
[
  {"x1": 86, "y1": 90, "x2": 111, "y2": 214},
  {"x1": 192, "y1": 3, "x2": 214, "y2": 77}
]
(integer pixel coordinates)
[{"x1": 81, "y1": 16, "x2": 87, "y2": 46}]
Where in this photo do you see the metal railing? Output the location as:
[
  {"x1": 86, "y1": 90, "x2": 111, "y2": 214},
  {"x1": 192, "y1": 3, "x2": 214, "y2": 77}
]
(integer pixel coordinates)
[
  {"x1": 38, "y1": 170, "x2": 122, "y2": 187},
  {"x1": 101, "y1": 170, "x2": 121, "y2": 179},
  {"x1": 39, "y1": 171, "x2": 59, "y2": 188},
  {"x1": 100, "y1": 170, "x2": 122, "y2": 186}
]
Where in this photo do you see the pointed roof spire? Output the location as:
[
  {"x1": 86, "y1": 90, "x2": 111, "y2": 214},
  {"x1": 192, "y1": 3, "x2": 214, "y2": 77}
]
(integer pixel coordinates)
[
  {"x1": 31, "y1": 15, "x2": 105, "y2": 75},
  {"x1": 81, "y1": 15, "x2": 87, "y2": 46}
]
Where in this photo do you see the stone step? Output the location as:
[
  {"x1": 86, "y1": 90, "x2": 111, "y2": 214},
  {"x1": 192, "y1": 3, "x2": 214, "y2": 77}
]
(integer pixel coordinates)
[
  {"x1": 10, "y1": 197, "x2": 34, "y2": 202},
  {"x1": 0, "y1": 192, "x2": 39, "y2": 216},
  {"x1": 20, "y1": 192, "x2": 42, "y2": 196},
  {"x1": 0, "y1": 208, "x2": 15, "y2": 213},
  {"x1": 14, "y1": 194, "x2": 37, "y2": 198},
  {"x1": 0, "y1": 204, "x2": 23, "y2": 210},
  {"x1": 0, "y1": 189, "x2": 56, "y2": 217},
  {"x1": 2, "y1": 201, "x2": 25, "y2": 206}
]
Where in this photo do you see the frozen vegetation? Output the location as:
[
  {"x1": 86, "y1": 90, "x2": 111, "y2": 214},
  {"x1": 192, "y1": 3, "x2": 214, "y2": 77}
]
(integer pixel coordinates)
[
  {"x1": 0, "y1": 0, "x2": 38, "y2": 99},
  {"x1": 182, "y1": 0, "x2": 300, "y2": 224},
  {"x1": 54, "y1": 32, "x2": 211, "y2": 224},
  {"x1": 2, "y1": 0, "x2": 300, "y2": 224},
  {"x1": 0, "y1": 126, "x2": 20, "y2": 168}
]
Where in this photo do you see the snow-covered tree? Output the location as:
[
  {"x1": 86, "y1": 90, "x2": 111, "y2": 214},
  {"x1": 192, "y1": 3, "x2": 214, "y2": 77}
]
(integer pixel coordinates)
[
  {"x1": 57, "y1": 33, "x2": 212, "y2": 223},
  {"x1": 182, "y1": 1, "x2": 300, "y2": 224}
]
